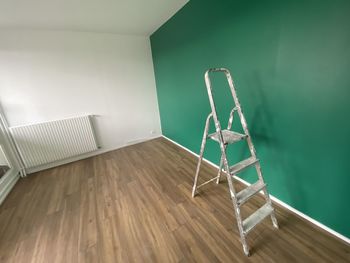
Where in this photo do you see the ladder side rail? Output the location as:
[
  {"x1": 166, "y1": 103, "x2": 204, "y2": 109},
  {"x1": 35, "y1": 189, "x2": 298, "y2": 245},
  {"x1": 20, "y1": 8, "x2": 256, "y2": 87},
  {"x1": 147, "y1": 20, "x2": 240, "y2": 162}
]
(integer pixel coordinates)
[
  {"x1": 227, "y1": 107, "x2": 237, "y2": 130},
  {"x1": 253, "y1": 162, "x2": 279, "y2": 228},
  {"x1": 224, "y1": 70, "x2": 279, "y2": 230},
  {"x1": 204, "y1": 70, "x2": 223, "y2": 137},
  {"x1": 205, "y1": 70, "x2": 250, "y2": 255},
  {"x1": 224, "y1": 70, "x2": 257, "y2": 158},
  {"x1": 216, "y1": 106, "x2": 237, "y2": 184},
  {"x1": 204, "y1": 70, "x2": 232, "y2": 187}
]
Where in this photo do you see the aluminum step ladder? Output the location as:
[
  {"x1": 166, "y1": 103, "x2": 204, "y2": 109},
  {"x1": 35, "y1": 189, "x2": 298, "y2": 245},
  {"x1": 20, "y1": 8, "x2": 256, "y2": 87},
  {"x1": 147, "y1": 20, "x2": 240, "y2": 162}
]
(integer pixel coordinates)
[{"x1": 192, "y1": 68, "x2": 279, "y2": 257}]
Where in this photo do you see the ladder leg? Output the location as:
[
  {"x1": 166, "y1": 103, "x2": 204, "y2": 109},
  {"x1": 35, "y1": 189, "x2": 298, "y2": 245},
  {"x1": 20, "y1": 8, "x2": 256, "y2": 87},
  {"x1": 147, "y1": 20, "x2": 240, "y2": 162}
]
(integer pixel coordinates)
[
  {"x1": 254, "y1": 163, "x2": 279, "y2": 229},
  {"x1": 192, "y1": 113, "x2": 212, "y2": 197},
  {"x1": 216, "y1": 155, "x2": 223, "y2": 184},
  {"x1": 216, "y1": 144, "x2": 227, "y2": 184},
  {"x1": 192, "y1": 138, "x2": 206, "y2": 197},
  {"x1": 220, "y1": 149, "x2": 250, "y2": 256},
  {"x1": 216, "y1": 142, "x2": 230, "y2": 184}
]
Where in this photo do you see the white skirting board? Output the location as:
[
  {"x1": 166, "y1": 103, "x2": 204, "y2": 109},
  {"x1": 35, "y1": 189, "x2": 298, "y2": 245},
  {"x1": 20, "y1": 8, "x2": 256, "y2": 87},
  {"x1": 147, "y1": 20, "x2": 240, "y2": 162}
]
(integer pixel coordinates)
[
  {"x1": 27, "y1": 134, "x2": 162, "y2": 174},
  {"x1": 161, "y1": 135, "x2": 350, "y2": 245}
]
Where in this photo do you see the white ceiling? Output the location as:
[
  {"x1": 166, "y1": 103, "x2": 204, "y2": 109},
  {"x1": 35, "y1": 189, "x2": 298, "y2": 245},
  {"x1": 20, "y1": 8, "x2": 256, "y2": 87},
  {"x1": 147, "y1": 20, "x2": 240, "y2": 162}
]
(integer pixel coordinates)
[{"x1": 0, "y1": 0, "x2": 188, "y2": 36}]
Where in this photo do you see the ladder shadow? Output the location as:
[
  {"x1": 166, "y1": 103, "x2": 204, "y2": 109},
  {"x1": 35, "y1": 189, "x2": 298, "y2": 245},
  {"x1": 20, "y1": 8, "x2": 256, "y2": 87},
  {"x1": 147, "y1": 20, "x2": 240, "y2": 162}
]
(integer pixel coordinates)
[{"x1": 237, "y1": 72, "x2": 307, "y2": 212}]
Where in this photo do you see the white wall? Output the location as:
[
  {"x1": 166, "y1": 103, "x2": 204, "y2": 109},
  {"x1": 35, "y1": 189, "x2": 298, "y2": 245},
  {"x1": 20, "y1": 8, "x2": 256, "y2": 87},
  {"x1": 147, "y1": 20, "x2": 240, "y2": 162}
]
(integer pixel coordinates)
[{"x1": 0, "y1": 29, "x2": 161, "y2": 166}]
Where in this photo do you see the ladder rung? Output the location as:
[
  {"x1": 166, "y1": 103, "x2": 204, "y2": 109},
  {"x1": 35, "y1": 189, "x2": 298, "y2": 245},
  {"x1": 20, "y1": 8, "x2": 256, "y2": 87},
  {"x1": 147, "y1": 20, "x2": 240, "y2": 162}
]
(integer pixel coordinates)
[
  {"x1": 229, "y1": 157, "x2": 259, "y2": 175},
  {"x1": 243, "y1": 203, "x2": 274, "y2": 235},
  {"x1": 208, "y1": 129, "x2": 247, "y2": 144},
  {"x1": 236, "y1": 181, "x2": 266, "y2": 206}
]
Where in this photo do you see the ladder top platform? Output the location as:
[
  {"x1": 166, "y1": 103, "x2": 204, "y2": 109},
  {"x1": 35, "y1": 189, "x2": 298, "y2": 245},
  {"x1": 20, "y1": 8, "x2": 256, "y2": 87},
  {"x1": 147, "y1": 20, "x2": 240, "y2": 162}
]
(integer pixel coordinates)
[{"x1": 208, "y1": 129, "x2": 247, "y2": 144}]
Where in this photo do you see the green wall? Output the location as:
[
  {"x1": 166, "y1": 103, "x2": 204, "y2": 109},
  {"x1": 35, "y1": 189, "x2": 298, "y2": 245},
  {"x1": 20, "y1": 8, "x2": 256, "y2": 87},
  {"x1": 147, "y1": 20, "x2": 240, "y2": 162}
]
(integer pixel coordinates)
[{"x1": 151, "y1": 0, "x2": 350, "y2": 238}]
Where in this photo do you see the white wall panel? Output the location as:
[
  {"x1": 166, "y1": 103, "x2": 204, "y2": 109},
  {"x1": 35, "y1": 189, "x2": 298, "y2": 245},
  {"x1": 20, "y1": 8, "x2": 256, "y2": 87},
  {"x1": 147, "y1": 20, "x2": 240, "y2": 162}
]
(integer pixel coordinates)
[{"x1": 0, "y1": 29, "x2": 161, "y2": 172}]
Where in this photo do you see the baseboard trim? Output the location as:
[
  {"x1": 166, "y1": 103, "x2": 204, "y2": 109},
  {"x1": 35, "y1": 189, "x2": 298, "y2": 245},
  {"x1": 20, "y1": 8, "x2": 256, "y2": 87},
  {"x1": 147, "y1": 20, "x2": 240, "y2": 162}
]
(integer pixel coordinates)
[
  {"x1": 161, "y1": 135, "x2": 350, "y2": 245},
  {"x1": 27, "y1": 134, "x2": 162, "y2": 174}
]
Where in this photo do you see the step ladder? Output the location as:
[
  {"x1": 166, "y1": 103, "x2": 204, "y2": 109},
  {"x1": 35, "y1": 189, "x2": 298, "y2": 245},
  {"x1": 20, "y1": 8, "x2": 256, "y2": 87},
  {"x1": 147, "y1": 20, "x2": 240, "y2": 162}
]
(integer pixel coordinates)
[{"x1": 192, "y1": 68, "x2": 279, "y2": 257}]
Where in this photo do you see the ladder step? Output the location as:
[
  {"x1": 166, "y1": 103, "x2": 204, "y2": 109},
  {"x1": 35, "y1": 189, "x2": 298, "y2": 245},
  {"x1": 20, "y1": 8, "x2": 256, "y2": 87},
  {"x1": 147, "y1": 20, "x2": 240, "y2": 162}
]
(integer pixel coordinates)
[
  {"x1": 236, "y1": 181, "x2": 266, "y2": 206},
  {"x1": 229, "y1": 157, "x2": 259, "y2": 175},
  {"x1": 243, "y1": 203, "x2": 274, "y2": 235},
  {"x1": 208, "y1": 129, "x2": 247, "y2": 144}
]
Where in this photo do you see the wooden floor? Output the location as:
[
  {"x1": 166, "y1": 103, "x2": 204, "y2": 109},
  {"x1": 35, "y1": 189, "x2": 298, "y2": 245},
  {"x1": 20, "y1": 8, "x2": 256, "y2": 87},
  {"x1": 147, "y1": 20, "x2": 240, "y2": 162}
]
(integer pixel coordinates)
[{"x1": 0, "y1": 138, "x2": 349, "y2": 262}]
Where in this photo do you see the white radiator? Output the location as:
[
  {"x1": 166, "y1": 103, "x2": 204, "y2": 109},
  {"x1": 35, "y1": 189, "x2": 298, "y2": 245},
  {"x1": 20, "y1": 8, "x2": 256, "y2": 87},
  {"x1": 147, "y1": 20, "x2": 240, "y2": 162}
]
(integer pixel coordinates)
[{"x1": 9, "y1": 115, "x2": 98, "y2": 169}]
